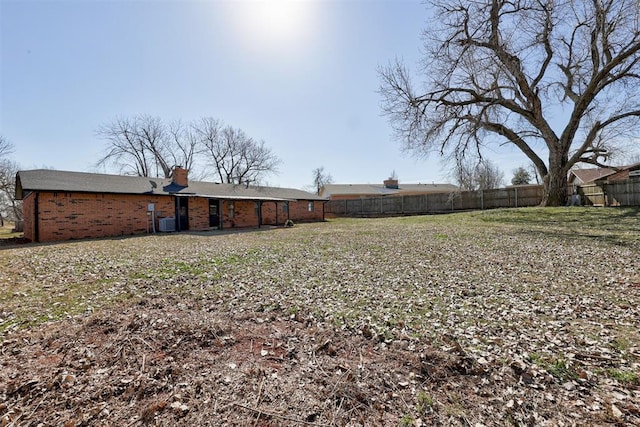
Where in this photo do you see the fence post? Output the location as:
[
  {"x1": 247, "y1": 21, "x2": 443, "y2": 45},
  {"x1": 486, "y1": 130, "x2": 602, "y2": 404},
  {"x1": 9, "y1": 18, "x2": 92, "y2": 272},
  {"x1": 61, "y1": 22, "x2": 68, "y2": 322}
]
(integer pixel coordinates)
[
  {"x1": 515, "y1": 187, "x2": 518, "y2": 208},
  {"x1": 380, "y1": 197, "x2": 383, "y2": 214}
]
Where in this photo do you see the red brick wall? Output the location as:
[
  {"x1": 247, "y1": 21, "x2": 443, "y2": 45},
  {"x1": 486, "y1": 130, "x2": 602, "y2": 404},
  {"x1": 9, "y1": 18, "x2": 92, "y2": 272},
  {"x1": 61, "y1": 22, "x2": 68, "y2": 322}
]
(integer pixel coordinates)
[
  {"x1": 27, "y1": 192, "x2": 177, "y2": 242},
  {"x1": 260, "y1": 201, "x2": 324, "y2": 225},
  {"x1": 220, "y1": 200, "x2": 324, "y2": 229},
  {"x1": 289, "y1": 200, "x2": 324, "y2": 222},
  {"x1": 23, "y1": 192, "x2": 325, "y2": 242},
  {"x1": 22, "y1": 192, "x2": 35, "y2": 242},
  {"x1": 260, "y1": 201, "x2": 286, "y2": 225},
  {"x1": 221, "y1": 200, "x2": 259, "y2": 228},
  {"x1": 187, "y1": 197, "x2": 209, "y2": 231}
]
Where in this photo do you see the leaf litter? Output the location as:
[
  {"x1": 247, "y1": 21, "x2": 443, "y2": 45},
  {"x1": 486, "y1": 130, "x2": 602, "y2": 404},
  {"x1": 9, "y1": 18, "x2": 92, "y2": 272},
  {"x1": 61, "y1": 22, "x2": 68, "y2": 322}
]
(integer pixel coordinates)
[{"x1": 1, "y1": 209, "x2": 639, "y2": 425}]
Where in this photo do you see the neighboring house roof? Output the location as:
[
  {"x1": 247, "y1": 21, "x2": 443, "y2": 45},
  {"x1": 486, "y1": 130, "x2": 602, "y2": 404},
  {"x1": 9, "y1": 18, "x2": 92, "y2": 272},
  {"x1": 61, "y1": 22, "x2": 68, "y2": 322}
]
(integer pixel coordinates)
[
  {"x1": 568, "y1": 162, "x2": 640, "y2": 185},
  {"x1": 15, "y1": 169, "x2": 326, "y2": 201},
  {"x1": 321, "y1": 183, "x2": 458, "y2": 197},
  {"x1": 568, "y1": 167, "x2": 616, "y2": 185}
]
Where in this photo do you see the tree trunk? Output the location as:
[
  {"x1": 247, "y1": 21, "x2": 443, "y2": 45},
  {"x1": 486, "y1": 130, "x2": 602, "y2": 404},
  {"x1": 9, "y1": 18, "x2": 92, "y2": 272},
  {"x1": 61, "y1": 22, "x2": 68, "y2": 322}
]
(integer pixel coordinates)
[{"x1": 541, "y1": 151, "x2": 569, "y2": 207}]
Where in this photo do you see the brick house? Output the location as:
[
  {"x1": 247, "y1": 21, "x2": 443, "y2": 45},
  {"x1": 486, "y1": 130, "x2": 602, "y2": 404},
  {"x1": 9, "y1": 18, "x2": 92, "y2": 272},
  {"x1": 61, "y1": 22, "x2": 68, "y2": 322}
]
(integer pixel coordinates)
[{"x1": 15, "y1": 168, "x2": 326, "y2": 243}]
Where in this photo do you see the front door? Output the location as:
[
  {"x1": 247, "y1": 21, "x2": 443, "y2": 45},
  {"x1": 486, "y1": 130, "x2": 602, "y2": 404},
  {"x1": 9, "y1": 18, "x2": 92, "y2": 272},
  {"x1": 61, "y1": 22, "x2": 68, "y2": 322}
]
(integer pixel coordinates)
[
  {"x1": 176, "y1": 197, "x2": 189, "y2": 231},
  {"x1": 208, "y1": 199, "x2": 220, "y2": 228}
]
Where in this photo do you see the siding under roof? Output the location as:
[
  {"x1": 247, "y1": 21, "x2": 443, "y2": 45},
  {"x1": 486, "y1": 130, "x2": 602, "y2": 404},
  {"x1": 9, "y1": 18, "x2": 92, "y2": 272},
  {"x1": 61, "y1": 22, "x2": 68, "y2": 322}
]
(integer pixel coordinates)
[{"x1": 15, "y1": 169, "x2": 326, "y2": 201}]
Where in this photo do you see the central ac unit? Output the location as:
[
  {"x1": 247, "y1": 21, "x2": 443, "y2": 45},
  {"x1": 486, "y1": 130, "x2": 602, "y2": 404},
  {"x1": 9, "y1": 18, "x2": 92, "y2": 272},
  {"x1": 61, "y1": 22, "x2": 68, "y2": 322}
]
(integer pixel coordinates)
[{"x1": 158, "y1": 217, "x2": 176, "y2": 232}]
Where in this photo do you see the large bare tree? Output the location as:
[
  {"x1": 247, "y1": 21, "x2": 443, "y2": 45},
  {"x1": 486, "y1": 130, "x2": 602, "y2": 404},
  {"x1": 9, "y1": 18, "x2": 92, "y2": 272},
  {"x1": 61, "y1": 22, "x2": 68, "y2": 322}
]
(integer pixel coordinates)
[
  {"x1": 0, "y1": 136, "x2": 22, "y2": 222},
  {"x1": 96, "y1": 115, "x2": 197, "y2": 178},
  {"x1": 194, "y1": 118, "x2": 281, "y2": 185},
  {"x1": 380, "y1": 0, "x2": 640, "y2": 206}
]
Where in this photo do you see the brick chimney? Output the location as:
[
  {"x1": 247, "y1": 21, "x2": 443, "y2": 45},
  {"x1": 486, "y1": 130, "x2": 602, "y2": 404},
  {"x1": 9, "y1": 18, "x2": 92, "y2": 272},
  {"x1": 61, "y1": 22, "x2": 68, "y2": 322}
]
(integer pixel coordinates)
[
  {"x1": 172, "y1": 166, "x2": 189, "y2": 187},
  {"x1": 383, "y1": 178, "x2": 399, "y2": 189}
]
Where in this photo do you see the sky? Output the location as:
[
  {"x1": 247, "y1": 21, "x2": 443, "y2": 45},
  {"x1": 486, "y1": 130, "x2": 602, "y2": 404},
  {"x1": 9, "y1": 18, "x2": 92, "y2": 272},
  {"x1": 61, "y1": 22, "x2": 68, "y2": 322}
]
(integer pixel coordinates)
[{"x1": 1, "y1": 0, "x2": 534, "y2": 190}]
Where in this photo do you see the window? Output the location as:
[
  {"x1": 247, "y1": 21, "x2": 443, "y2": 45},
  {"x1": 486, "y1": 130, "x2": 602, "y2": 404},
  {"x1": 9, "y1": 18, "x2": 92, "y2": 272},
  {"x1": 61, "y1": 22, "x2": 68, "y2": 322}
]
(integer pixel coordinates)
[
  {"x1": 308, "y1": 201, "x2": 314, "y2": 212},
  {"x1": 228, "y1": 201, "x2": 234, "y2": 219},
  {"x1": 254, "y1": 202, "x2": 260, "y2": 216},
  {"x1": 283, "y1": 202, "x2": 289, "y2": 214}
]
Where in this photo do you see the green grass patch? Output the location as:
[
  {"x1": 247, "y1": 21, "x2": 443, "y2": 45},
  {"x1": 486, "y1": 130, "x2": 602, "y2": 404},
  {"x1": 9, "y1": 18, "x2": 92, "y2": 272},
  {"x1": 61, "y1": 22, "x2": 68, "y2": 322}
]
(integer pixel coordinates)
[
  {"x1": 528, "y1": 353, "x2": 580, "y2": 382},
  {"x1": 546, "y1": 358, "x2": 579, "y2": 382},
  {"x1": 417, "y1": 390, "x2": 434, "y2": 414},
  {"x1": 606, "y1": 369, "x2": 639, "y2": 384}
]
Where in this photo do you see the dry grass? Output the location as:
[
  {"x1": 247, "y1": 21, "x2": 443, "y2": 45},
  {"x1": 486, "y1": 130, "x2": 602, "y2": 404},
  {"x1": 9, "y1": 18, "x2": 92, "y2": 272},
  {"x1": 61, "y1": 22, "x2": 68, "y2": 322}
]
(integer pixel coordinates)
[
  {"x1": 0, "y1": 222, "x2": 22, "y2": 240},
  {"x1": 1, "y1": 207, "x2": 639, "y2": 425}
]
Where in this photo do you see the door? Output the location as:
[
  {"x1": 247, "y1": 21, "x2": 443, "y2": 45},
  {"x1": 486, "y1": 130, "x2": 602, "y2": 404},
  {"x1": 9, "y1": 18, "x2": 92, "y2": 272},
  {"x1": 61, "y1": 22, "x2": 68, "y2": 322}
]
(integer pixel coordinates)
[
  {"x1": 208, "y1": 199, "x2": 220, "y2": 228},
  {"x1": 176, "y1": 197, "x2": 189, "y2": 231}
]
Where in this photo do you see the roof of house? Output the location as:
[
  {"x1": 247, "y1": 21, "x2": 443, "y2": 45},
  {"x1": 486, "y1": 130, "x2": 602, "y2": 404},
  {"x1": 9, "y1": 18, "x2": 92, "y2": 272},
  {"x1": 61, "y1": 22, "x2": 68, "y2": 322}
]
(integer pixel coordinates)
[
  {"x1": 15, "y1": 169, "x2": 326, "y2": 201},
  {"x1": 568, "y1": 162, "x2": 640, "y2": 184},
  {"x1": 568, "y1": 167, "x2": 617, "y2": 184},
  {"x1": 320, "y1": 183, "x2": 459, "y2": 197}
]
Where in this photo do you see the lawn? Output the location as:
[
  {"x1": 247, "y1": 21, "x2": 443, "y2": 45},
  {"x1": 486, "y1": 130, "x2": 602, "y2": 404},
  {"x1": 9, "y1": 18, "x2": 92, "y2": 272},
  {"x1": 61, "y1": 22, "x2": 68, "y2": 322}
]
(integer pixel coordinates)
[
  {"x1": 0, "y1": 222, "x2": 22, "y2": 240},
  {"x1": 1, "y1": 207, "x2": 639, "y2": 425}
]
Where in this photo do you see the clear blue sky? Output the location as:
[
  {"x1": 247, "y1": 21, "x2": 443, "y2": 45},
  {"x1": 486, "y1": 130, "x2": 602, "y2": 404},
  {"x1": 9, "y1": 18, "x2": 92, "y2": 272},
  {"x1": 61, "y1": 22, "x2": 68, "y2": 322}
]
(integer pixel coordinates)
[{"x1": 1, "y1": 0, "x2": 531, "y2": 190}]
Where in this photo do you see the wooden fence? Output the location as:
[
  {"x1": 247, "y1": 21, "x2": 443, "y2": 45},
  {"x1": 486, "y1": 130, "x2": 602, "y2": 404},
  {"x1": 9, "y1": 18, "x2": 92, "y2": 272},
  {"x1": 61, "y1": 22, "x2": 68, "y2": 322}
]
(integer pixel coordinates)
[
  {"x1": 324, "y1": 178, "x2": 640, "y2": 218},
  {"x1": 578, "y1": 178, "x2": 640, "y2": 206},
  {"x1": 325, "y1": 185, "x2": 544, "y2": 217}
]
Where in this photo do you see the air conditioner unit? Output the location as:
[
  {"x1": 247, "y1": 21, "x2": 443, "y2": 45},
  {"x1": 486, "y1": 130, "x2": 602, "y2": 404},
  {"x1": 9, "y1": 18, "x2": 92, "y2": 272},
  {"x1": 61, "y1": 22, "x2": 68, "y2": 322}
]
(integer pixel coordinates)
[{"x1": 158, "y1": 217, "x2": 176, "y2": 232}]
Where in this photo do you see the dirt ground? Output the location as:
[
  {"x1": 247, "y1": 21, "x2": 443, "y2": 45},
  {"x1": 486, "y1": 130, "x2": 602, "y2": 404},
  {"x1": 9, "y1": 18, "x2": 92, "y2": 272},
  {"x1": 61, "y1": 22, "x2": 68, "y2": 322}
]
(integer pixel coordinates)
[
  {"x1": 2, "y1": 294, "x2": 637, "y2": 426},
  {"x1": 2, "y1": 211, "x2": 640, "y2": 426}
]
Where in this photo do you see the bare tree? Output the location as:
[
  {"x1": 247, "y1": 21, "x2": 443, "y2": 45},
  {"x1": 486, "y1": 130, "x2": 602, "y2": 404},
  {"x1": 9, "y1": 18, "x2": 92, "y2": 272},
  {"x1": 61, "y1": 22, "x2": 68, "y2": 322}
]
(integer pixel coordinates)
[
  {"x1": 312, "y1": 166, "x2": 333, "y2": 195},
  {"x1": 454, "y1": 157, "x2": 504, "y2": 191},
  {"x1": 0, "y1": 136, "x2": 12, "y2": 160},
  {"x1": 529, "y1": 163, "x2": 541, "y2": 185},
  {"x1": 194, "y1": 118, "x2": 281, "y2": 185},
  {"x1": 0, "y1": 159, "x2": 22, "y2": 221},
  {"x1": 96, "y1": 115, "x2": 197, "y2": 178},
  {"x1": 380, "y1": 0, "x2": 640, "y2": 206},
  {"x1": 0, "y1": 137, "x2": 22, "y2": 222},
  {"x1": 167, "y1": 120, "x2": 199, "y2": 176}
]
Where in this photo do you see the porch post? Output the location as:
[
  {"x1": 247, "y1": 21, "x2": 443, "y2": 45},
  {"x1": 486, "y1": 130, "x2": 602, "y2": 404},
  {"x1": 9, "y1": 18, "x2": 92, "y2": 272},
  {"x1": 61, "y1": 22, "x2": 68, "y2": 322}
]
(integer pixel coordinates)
[{"x1": 219, "y1": 199, "x2": 224, "y2": 230}]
